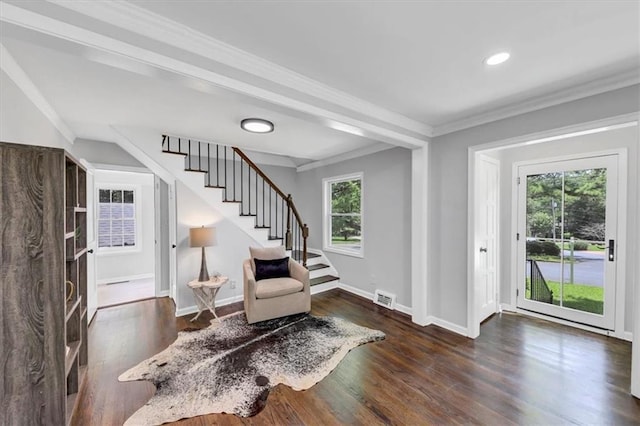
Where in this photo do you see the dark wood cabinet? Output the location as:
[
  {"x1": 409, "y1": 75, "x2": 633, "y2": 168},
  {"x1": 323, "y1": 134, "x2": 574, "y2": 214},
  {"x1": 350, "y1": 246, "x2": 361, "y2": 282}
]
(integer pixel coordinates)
[{"x1": 1, "y1": 142, "x2": 88, "y2": 425}]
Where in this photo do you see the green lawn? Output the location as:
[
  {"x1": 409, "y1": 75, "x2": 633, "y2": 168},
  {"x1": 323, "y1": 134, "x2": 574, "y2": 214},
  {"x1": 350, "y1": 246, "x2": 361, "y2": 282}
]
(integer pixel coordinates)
[
  {"x1": 526, "y1": 280, "x2": 603, "y2": 315},
  {"x1": 331, "y1": 237, "x2": 360, "y2": 245}
]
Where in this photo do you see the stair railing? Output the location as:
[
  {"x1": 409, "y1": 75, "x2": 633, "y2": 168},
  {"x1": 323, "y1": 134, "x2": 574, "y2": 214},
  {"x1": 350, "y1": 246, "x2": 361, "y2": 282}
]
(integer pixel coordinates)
[
  {"x1": 527, "y1": 259, "x2": 553, "y2": 304},
  {"x1": 162, "y1": 135, "x2": 309, "y2": 266}
]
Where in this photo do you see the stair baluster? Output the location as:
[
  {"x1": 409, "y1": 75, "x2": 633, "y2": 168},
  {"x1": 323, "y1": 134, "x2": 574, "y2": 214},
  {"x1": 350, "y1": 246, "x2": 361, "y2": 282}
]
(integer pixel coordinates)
[{"x1": 161, "y1": 135, "x2": 308, "y2": 266}]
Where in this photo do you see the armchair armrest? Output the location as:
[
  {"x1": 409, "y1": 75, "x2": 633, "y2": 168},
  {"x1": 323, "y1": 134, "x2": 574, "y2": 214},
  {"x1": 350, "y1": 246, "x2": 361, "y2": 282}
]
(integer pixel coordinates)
[
  {"x1": 289, "y1": 259, "x2": 310, "y2": 292},
  {"x1": 243, "y1": 259, "x2": 257, "y2": 299}
]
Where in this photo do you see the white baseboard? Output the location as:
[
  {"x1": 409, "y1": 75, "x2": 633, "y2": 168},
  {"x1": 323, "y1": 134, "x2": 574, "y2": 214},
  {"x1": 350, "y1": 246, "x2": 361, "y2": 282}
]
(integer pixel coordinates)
[
  {"x1": 500, "y1": 303, "x2": 516, "y2": 312},
  {"x1": 338, "y1": 282, "x2": 375, "y2": 300},
  {"x1": 614, "y1": 331, "x2": 633, "y2": 342},
  {"x1": 158, "y1": 290, "x2": 170, "y2": 297},
  {"x1": 174, "y1": 294, "x2": 244, "y2": 318},
  {"x1": 426, "y1": 316, "x2": 469, "y2": 337},
  {"x1": 337, "y1": 282, "x2": 412, "y2": 315},
  {"x1": 394, "y1": 303, "x2": 412, "y2": 316},
  {"x1": 310, "y1": 281, "x2": 339, "y2": 295},
  {"x1": 97, "y1": 273, "x2": 154, "y2": 285}
]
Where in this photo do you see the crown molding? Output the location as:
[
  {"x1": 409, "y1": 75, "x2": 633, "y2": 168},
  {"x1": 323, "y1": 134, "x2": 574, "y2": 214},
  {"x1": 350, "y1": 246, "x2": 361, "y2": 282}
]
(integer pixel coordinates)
[
  {"x1": 47, "y1": 0, "x2": 432, "y2": 138},
  {"x1": 0, "y1": 42, "x2": 75, "y2": 143},
  {"x1": 432, "y1": 69, "x2": 640, "y2": 136},
  {"x1": 2, "y1": 2, "x2": 427, "y2": 150},
  {"x1": 296, "y1": 142, "x2": 394, "y2": 172}
]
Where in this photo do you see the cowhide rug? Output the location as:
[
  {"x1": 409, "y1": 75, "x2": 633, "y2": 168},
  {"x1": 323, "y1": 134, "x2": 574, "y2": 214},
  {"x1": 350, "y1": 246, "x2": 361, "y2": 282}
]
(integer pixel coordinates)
[{"x1": 118, "y1": 312, "x2": 385, "y2": 425}]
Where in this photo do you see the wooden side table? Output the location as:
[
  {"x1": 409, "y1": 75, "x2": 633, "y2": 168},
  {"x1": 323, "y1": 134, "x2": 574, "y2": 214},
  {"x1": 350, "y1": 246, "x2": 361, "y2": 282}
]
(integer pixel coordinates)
[{"x1": 187, "y1": 276, "x2": 229, "y2": 322}]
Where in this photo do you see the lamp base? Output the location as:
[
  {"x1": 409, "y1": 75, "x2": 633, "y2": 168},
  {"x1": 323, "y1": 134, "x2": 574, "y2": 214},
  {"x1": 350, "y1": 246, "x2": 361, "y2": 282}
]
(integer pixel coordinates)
[{"x1": 198, "y1": 246, "x2": 209, "y2": 282}]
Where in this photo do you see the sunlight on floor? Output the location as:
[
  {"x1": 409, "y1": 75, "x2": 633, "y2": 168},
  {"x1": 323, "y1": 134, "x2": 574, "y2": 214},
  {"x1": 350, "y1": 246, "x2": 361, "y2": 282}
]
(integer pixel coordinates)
[{"x1": 98, "y1": 277, "x2": 155, "y2": 308}]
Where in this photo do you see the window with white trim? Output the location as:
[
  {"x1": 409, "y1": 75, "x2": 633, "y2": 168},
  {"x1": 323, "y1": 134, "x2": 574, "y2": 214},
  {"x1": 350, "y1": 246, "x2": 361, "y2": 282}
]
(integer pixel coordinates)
[
  {"x1": 323, "y1": 173, "x2": 363, "y2": 257},
  {"x1": 98, "y1": 188, "x2": 136, "y2": 249}
]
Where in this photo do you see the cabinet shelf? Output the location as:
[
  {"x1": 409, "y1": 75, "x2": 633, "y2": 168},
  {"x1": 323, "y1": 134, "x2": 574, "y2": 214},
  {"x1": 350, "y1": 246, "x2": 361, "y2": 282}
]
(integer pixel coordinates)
[
  {"x1": 65, "y1": 296, "x2": 82, "y2": 322},
  {"x1": 64, "y1": 341, "x2": 81, "y2": 376}
]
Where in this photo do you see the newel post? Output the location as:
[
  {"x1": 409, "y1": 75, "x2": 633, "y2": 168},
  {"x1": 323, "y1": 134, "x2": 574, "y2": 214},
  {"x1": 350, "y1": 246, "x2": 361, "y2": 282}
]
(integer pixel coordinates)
[
  {"x1": 285, "y1": 194, "x2": 292, "y2": 250},
  {"x1": 302, "y1": 224, "x2": 309, "y2": 267}
]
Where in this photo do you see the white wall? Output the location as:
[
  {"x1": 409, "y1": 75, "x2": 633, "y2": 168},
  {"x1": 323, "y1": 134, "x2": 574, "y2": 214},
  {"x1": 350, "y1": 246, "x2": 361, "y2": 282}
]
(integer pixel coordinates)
[
  {"x1": 496, "y1": 125, "x2": 638, "y2": 334},
  {"x1": 0, "y1": 70, "x2": 72, "y2": 151},
  {"x1": 295, "y1": 147, "x2": 413, "y2": 307},
  {"x1": 95, "y1": 169, "x2": 155, "y2": 284},
  {"x1": 73, "y1": 138, "x2": 145, "y2": 168},
  {"x1": 429, "y1": 84, "x2": 640, "y2": 328},
  {"x1": 175, "y1": 181, "x2": 258, "y2": 315}
]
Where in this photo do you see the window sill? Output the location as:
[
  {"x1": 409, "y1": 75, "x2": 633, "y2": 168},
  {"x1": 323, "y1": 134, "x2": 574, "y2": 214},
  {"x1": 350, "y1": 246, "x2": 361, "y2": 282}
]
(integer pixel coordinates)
[
  {"x1": 323, "y1": 246, "x2": 364, "y2": 259},
  {"x1": 97, "y1": 247, "x2": 141, "y2": 257}
]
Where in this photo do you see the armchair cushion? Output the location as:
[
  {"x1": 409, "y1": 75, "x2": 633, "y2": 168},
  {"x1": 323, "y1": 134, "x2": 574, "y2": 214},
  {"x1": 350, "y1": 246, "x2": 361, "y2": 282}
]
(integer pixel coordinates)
[
  {"x1": 254, "y1": 257, "x2": 290, "y2": 281},
  {"x1": 255, "y1": 277, "x2": 304, "y2": 299}
]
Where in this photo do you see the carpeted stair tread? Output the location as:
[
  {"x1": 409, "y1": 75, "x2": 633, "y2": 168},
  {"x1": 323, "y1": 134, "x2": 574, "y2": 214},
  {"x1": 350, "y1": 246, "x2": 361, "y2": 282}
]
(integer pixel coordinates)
[
  {"x1": 310, "y1": 275, "x2": 339, "y2": 286},
  {"x1": 306, "y1": 263, "x2": 330, "y2": 271}
]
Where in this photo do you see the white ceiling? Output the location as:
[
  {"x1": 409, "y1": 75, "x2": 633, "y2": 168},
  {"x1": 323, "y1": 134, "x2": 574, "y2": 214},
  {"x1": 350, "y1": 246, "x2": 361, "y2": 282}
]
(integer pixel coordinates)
[{"x1": 0, "y1": 0, "x2": 638, "y2": 163}]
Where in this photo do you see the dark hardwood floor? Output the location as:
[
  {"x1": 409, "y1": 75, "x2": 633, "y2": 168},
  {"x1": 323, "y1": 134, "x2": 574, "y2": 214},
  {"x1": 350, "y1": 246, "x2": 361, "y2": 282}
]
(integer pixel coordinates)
[{"x1": 74, "y1": 289, "x2": 640, "y2": 425}]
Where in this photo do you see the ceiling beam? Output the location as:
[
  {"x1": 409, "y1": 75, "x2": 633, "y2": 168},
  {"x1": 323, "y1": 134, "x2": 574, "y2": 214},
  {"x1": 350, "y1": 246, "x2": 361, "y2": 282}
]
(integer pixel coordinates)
[
  {"x1": 0, "y1": 42, "x2": 75, "y2": 143},
  {"x1": 48, "y1": 0, "x2": 432, "y2": 139},
  {"x1": 1, "y1": 2, "x2": 428, "y2": 149}
]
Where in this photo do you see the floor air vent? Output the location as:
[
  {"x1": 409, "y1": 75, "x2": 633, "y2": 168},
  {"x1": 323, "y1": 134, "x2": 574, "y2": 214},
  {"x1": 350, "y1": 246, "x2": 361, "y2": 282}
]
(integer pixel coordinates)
[{"x1": 373, "y1": 290, "x2": 396, "y2": 310}]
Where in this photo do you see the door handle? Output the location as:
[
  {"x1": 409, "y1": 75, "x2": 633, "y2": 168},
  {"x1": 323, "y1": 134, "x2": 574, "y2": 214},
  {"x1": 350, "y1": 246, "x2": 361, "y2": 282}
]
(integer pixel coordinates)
[
  {"x1": 88, "y1": 249, "x2": 94, "y2": 254},
  {"x1": 172, "y1": 244, "x2": 177, "y2": 249},
  {"x1": 479, "y1": 247, "x2": 487, "y2": 253},
  {"x1": 608, "y1": 239, "x2": 614, "y2": 261}
]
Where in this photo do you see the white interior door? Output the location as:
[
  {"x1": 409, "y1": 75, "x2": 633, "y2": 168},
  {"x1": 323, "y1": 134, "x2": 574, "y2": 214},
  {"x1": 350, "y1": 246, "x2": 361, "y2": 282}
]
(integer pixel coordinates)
[
  {"x1": 85, "y1": 167, "x2": 98, "y2": 322},
  {"x1": 516, "y1": 154, "x2": 619, "y2": 329},
  {"x1": 475, "y1": 154, "x2": 499, "y2": 323},
  {"x1": 168, "y1": 182, "x2": 178, "y2": 302}
]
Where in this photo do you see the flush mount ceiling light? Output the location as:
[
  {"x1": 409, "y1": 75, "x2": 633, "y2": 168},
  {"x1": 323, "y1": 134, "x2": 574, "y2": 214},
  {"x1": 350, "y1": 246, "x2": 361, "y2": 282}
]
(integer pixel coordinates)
[
  {"x1": 485, "y1": 51, "x2": 510, "y2": 66},
  {"x1": 241, "y1": 118, "x2": 274, "y2": 133}
]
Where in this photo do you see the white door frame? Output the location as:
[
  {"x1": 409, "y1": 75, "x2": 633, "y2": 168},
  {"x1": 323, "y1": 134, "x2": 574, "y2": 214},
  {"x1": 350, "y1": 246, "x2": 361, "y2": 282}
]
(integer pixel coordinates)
[
  {"x1": 474, "y1": 154, "x2": 500, "y2": 327},
  {"x1": 467, "y1": 113, "x2": 638, "y2": 339},
  {"x1": 80, "y1": 160, "x2": 98, "y2": 322},
  {"x1": 513, "y1": 151, "x2": 626, "y2": 330},
  {"x1": 168, "y1": 182, "x2": 178, "y2": 302}
]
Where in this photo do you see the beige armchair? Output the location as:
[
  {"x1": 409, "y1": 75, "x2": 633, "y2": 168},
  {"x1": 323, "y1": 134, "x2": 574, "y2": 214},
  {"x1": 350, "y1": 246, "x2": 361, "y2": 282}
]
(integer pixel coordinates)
[{"x1": 243, "y1": 246, "x2": 310, "y2": 324}]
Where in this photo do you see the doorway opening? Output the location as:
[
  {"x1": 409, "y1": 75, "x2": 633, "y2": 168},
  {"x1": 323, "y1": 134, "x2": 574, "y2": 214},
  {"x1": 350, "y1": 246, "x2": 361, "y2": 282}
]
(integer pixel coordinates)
[
  {"x1": 468, "y1": 121, "x2": 635, "y2": 339},
  {"x1": 94, "y1": 169, "x2": 157, "y2": 308},
  {"x1": 515, "y1": 154, "x2": 622, "y2": 329}
]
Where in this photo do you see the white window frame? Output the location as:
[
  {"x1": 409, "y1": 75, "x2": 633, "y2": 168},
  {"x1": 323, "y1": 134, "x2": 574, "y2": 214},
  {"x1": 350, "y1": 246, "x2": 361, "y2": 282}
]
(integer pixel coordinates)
[
  {"x1": 322, "y1": 172, "x2": 364, "y2": 258},
  {"x1": 96, "y1": 184, "x2": 143, "y2": 255}
]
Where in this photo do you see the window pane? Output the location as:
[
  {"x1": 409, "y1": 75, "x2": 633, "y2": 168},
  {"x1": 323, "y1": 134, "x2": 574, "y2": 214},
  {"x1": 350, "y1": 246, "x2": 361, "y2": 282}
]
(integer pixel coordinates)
[
  {"x1": 98, "y1": 204, "x2": 111, "y2": 220},
  {"x1": 111, "y1": 190, "x2": 123, "y2": 203},
  {"x1": 124, "y1": 190, "x2": 134, "y2": 203},
  {"x1": 123, "y1": 203, "x2": 135, "y2": 218},
  {"x1": 124, "y1": 234, "x2": 136, "y2": 246},
  {"x1": 110, "y1": 204, "x2": 123, "y2": 219},
  {"x1": 331, "y1": 180, "x2": 361, "y2": 214},
  {"x1": 123, "y1": 219, "x2": 135, "y2": 235},
  {"x1": 331, "y1": 215, "x2": 361, "y2": 248},
  {"x1": 99, "y1": 189, "x2": 111, "y2": 203},
  {"x1": 111, "y1": 235, "x2": 123, "y2": 247},
  {"x1": 111, "y1": 220, "x2": 123, "y2": 235},
  {"x1": 98, "y1": 235, "x2": 111, "y2": 248}
]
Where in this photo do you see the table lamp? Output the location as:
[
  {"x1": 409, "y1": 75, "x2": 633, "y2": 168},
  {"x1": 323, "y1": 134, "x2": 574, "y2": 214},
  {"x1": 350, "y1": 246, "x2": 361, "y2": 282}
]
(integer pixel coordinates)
[{"x1": 190, "y1": 226, "x2": 216, "y2": 282}]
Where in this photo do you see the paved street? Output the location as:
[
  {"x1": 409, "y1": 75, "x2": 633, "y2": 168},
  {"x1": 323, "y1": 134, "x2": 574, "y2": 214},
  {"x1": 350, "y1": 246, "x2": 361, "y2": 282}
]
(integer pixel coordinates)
[{"x1": 536, "y1": 251, "x2": 605, "y2": 287}]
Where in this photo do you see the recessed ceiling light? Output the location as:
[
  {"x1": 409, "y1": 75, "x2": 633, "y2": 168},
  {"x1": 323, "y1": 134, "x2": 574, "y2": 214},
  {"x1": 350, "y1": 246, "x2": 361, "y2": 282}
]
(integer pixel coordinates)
[
  {"x1": 241, "y1": 118, "x2": 274, "y2": 133},
  {"x1": 485, "y1": 52, "x2": 510, "y2": 66}
]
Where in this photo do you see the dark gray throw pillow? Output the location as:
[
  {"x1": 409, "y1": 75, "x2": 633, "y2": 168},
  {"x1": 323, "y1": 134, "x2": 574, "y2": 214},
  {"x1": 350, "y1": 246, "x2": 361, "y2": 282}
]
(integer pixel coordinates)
[{"x1": 254, "y1": 257, "x2": 290, "y2": 281}]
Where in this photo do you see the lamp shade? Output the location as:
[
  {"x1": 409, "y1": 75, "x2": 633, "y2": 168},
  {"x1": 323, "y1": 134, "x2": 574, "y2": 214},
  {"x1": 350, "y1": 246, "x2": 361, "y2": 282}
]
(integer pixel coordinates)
[{"x1": 189, "y1": 226, "x2": 216, "y2": 247}]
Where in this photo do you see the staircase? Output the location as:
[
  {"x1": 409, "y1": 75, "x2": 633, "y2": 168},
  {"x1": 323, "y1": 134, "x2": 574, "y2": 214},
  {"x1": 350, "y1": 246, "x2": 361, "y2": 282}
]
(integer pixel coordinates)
[{"x1": 161, "y1": 135, "x2": 339, "y2": 286}]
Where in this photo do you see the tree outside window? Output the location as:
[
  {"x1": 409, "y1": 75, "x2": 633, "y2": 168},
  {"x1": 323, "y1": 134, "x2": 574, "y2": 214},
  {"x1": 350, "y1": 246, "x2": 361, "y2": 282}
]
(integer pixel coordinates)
[{"x1": 323, "y1": 173, "x2": 363, "y2": 257}]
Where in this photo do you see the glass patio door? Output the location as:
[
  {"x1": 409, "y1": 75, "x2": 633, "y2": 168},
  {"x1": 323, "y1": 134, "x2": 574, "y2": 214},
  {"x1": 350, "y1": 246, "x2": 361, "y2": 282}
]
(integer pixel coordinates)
[{"x1": 516, "y1": 155, "x2": 619, "y2": 329}]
